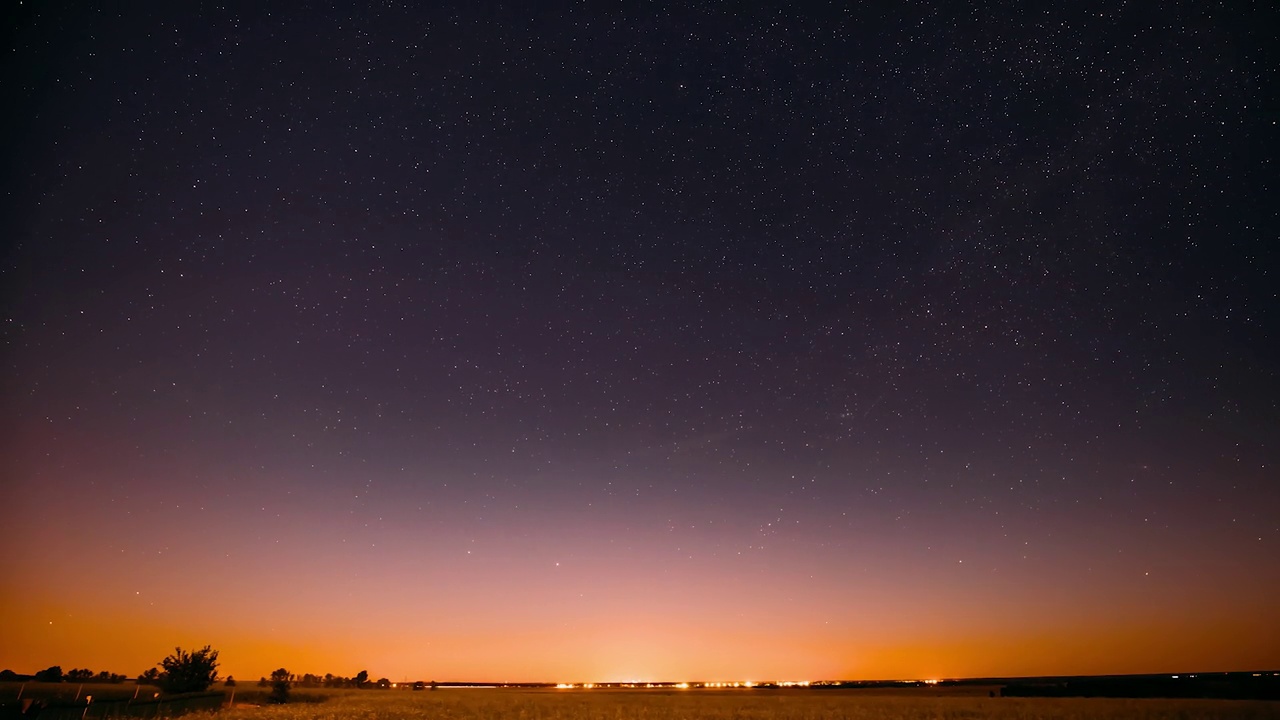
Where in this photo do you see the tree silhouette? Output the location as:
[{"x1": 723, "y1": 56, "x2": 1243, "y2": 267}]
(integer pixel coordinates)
[
  {"x1": 158, "y1": 646, "x2": 219, "y2": 694},
  {"x1": 35, "y1": 666, "x2": 64, "y2": 682},
  {"x1": 268, "y1": 668, "x2": 290, "y2": 704},
  {"x1": 354, "y1": 670, "x2": 369, "y2": 688},
  {"x1": 225, "y1": 676, "x2": 236, "y2": 687}
]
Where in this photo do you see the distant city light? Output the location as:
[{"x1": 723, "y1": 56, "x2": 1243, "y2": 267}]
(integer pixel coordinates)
[{"x1": 553, "y1": 680, "x2": 787, "y2": 690}]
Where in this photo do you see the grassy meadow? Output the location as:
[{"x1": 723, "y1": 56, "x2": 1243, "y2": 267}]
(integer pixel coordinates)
[
  {"x1": 0, "y1": 682, "x2": 158, "y2": 703},
  {"x1": 6, "y1": 684, "x2": 1279, "y2": 720},
  {"x1": 203, "y1": 687, "x2": 1278, "y2": 720}
]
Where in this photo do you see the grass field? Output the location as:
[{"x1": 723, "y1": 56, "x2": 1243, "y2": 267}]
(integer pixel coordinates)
[
  {"x1": 203, "y1": 687, "x2": 1278, "y2": 720},
  {"x1": 6, "y1": 684, "x2": 1279, "y2": 719},
  {"x1": 0, "y1": 682, "x2": 158, "y2": 703}
]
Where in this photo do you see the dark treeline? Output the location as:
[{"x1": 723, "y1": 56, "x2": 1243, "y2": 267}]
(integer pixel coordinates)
[
  {"x1": 0, "y1": 668, "x2": 130, "y2": 684},
  {"x1": 0, "y1": 665, "x2": 194, "y2": 687},
  {"x1": 254, "y1": 670, "x2": 390, "y2": 689},
  {"x1": 4, "y1": 646, "x2": 221, "y2": 697}
]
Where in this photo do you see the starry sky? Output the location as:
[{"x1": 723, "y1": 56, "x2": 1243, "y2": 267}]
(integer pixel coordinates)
[{"x1": 2, "y1": 1, "x2": 1277, "y2": 684}]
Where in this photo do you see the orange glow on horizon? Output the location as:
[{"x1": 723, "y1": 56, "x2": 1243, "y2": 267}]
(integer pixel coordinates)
[
  {"x1": 3, "y1": 583, "x2": 1278, "y2": 683},
  {"x1": 4, "y1": 0, "x2": 1278, "y2": 702}
]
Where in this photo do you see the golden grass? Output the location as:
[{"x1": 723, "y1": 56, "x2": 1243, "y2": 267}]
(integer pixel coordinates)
[
  {"x1": 202, "y1": 687, "x2": 1280, "y2": 720},
  {"x1": 6, "y1": 684, "x2": 1276, "y2": 719}
]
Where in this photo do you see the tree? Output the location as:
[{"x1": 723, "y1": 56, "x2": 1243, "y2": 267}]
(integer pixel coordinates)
[
  {"x1": 354, "y1": 670, "x2": 369, "y2": 688},
  {"x1": 138, "y1": 668, "x2": 161, "y2": 685},
  {"x1": 258, "y1": 677, "x2": 268, "y2": 687},
  {"x1": 35, "y1": 666, "x2": 63, "y2": 682},
  {"x1": 158, "y1": 646, "x2": 219, "y2": 694},
  {"x1": 224, "y1": 676, "x2": 236, "y2": 687},
  {"x1": 375, "y1": 678, "x2": 390, "y2": 689},
  {"x1": 268, "y1": 668, "x2": 290, "y2": 704},
  {"x1": 67, "y1": 668, "x2": 93, "y2": 681}
]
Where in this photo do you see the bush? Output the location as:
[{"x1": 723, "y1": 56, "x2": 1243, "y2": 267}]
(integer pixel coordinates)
[
  {"x1": 158, "y1": 646, "x2": 219, "y2": 694},
  {"x1": 268, "y1": 668, "x2": 290, "y2": 704}
]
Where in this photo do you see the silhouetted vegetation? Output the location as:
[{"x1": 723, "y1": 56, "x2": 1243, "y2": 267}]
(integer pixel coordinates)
[
  {"x1": 268, "y1": 668, "x2": 291, "y2": 703},
  {"x1": 34, "y1": 666, "x2": 64, "y2": 682},
  {"x1": 158, "y1": 645, "x2": 219, "y2": 694},
  {"x1": 287, "y1": 672, "x2": 382, "y2": 688},
  {"x1": 46, "y1": 668, "x2": 130, "y2": 684}
]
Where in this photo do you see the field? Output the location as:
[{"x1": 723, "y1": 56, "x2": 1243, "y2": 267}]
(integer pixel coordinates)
[
  {"x1": 211, "y1": 687, "x2": 1279, "y2": 720},
  {"x1": 0, "y1": 682, "x2": 157, "y2": 703},
  {"x1": 6, "y1": 685, "x2": 1280, "y2": 720}
]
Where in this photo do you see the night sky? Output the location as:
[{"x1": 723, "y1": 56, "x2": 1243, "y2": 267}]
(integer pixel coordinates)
[{"x1": 2, "y1": 2, "x2": 1277, "y2": 684}]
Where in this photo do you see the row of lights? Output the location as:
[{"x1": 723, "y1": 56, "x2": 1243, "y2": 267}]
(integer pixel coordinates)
[{"x1": 555, "y1": 681, "x2": 824, "y2": 689}]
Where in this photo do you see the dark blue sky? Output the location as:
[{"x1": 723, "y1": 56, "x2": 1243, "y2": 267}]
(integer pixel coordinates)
[{"x1": 3, "y1": 1, "x2": 1277, "y2": 681}]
